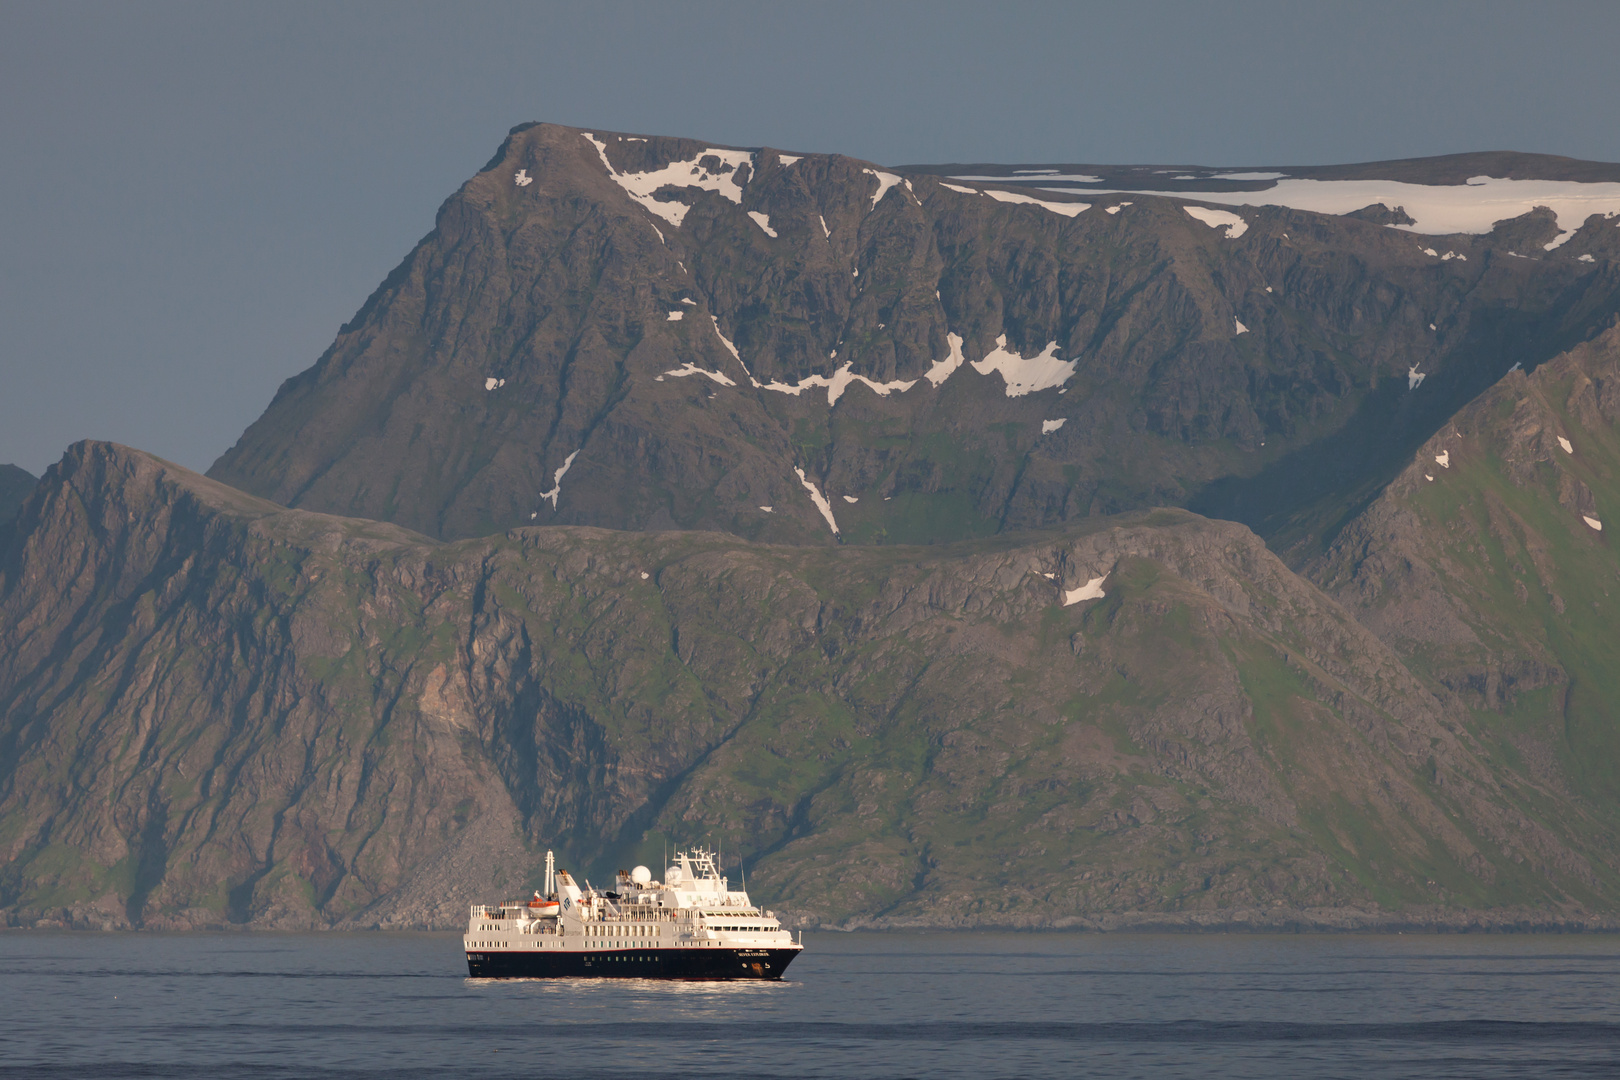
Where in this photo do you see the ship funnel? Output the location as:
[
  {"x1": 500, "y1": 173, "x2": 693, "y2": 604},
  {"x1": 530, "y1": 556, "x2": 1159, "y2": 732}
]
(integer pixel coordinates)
[{"x1": 555, "y1": 868, "x2": 583, "y2": 903}]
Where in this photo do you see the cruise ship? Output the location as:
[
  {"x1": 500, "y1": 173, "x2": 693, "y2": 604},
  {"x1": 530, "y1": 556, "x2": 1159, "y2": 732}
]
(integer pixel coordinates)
[{"x1": 463, "y1": 847, "x2": 804, "y2": 979}]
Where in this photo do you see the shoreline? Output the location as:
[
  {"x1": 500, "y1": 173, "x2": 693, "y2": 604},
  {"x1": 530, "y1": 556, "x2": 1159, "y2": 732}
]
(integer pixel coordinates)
[{"x1": 11, "y1": 906, "x2": 1620, "y2": 935}]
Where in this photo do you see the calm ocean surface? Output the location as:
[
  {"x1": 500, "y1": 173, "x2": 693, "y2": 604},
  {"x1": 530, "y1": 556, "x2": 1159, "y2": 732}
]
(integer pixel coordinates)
[{"x1": 3, "y1": 930, "x2": 1620, "y2": 1078}]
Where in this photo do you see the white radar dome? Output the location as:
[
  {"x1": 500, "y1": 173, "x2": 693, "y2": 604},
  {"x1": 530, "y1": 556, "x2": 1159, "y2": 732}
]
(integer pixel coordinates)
[
  {"x1": 665, "y1": 866, "x2": 684, "y2": 884},
  {"x1": 631, "y1": 865, "x2": 652, "y2": 884}
]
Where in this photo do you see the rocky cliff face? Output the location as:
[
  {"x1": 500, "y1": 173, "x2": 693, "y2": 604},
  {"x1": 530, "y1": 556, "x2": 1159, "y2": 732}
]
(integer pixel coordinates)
[
  {"x1": 208, "y1": 124, "x2": 1620, "y2": 552},
  {"x1": 4, "y1": 440, "x2": 1617, "y2": 929}
]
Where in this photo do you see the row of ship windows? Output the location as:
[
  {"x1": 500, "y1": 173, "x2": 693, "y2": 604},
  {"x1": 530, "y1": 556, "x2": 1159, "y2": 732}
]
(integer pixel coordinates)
[
  {"x1": 472, "y1": 925, "x2": 768, "y2": 940},
  {"x1": 471, "y1": 943, "x2": 759, "y2": 950}
]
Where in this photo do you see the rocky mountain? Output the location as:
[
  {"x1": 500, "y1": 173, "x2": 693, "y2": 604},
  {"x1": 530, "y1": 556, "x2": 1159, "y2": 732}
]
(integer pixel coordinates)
[
  {"x1": 3, "y1": 414, "x2": 1618, "y2": 929},
  {"x1": 209, "y1": 123, "x2": 1620, "y2": 555},
  {"x1": 0, "y1": 465, "x2": 35, "y2": 525},
  {"x1": 5, "y1": 124, "x2": 1620, "y2": 932},
  {"x1": 1311, "y1": 323, "x2": 1620, "y2": 828}
]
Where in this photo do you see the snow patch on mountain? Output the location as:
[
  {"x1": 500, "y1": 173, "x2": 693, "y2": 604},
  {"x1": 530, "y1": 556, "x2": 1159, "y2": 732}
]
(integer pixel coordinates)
[
  {"x1": 1184, "y1": 206, "x2": 1249, "y2": 238},
  {"x1": 583, "y1": 133, "x2": 753, "y2": 228},
  {"x1": 748, "y1": 211, "x2": 777, "y2": 237},
  {"x1": 926, "y1": 333, "x2": 967, "y2": 386},
  {"x1": 755, "y1": 363, "x2": 917, "y2": 407},
  {"x1": 709, "y1": 317, "x2": 741, "y2": 359},
  {"x1": 865, "y1": 169, "x2": 904, "y2": 210},
  {"x1": 971, "y1": 335, "x2": 1075, "y2": 396},
  {"x1": 795, "y1": 469, "x2": 840, "y2": 535},
  {"x1": 1068, "y1": 175, "x2": 1620, "y2": 246},
  {"x1": 1063, "y1": 574, "x2": 1108, "y2": 605},
  {"x1": 538, "y1": 450, "x2": 581, "y2": 511},
  {"x1": 664, "y1": 363, "x2": 736, "y2": 386},
  {"x1": 983, "y1": 189, "x2": 1090, "y2": 217}
]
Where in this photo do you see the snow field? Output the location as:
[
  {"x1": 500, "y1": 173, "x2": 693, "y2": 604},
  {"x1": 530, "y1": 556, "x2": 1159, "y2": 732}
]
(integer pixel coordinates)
[
  {"x1": 537, "y1": 450, "x2": 581, "y2": 512},
  {"x1": 970, "y1": 335, "x2": 1076, "y2": 396},
  {"x1": 1184, "y1": 206, "x2": 1248, "y2": 238},
  {"x1": 865, "y1": 169, "x2": 903, "y2": 210},
  {"x1": 583, "y1": 132, "x2": 754, "y2": 228},
  {"x1": 1063, "y1": 574, "x2": 1108, "y2": 605},
  {"x1": 1066, "y1": 175, "x2": 1620, "y2": 247},
  {"x1": 663, "y1": 363, "x2": 736, "y2": 387},
  {"x1": 794, "y1": 469, "x2": 840, "y2": 535}
]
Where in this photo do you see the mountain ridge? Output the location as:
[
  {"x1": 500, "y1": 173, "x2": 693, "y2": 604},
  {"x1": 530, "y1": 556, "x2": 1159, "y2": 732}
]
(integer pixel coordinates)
[
  {"x1": 7, "y1": 404, "x2": 1620, "y2": 929},
  {"x1": 208, "y1": 122, "x2": 1620, "y2": 554}
]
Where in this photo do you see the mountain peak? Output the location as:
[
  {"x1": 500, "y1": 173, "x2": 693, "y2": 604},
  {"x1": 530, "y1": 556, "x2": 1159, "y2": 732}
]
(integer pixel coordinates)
[{"x1": 208, "y1": 124, "x2": 1620, "y2": 551}]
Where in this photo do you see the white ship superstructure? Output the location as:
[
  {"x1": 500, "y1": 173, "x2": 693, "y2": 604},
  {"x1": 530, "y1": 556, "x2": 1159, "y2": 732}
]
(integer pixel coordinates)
[{"x1": 463, "y1": 848, "x2": 803, "y2": 979}]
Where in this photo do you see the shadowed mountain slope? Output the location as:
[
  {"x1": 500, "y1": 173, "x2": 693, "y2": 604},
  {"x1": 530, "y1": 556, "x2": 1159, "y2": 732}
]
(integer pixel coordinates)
[{"x1": 0, "y1": 466, "x2": 35, "y2": 525}]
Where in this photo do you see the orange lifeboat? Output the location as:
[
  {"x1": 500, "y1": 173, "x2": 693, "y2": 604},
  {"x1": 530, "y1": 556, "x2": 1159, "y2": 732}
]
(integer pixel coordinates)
[{"x1": 528, "y1": 891, "x2": 561, "y2": 917}]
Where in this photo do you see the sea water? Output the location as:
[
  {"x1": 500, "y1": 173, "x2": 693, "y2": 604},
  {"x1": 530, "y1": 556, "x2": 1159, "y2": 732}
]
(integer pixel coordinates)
[{"x1": 3, "y1": 930, "x2": 1620, "y2": 1078}]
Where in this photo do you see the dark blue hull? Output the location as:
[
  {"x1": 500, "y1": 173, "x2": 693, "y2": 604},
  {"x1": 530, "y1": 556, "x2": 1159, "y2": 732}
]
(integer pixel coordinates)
[{"x1": 466, "y1": 946, "x2": 801, "y2": 980}]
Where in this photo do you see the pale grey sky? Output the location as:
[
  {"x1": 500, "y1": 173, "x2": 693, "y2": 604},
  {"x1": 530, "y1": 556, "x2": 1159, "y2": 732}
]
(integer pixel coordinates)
[{"x1": 5, "y1": 0, "x2": 1619, "y2": 475}]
